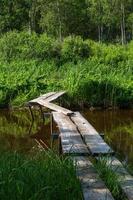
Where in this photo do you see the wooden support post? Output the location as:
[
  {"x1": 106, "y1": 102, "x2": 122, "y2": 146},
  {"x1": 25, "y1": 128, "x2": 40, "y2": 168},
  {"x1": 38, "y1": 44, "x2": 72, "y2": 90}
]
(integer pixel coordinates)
[
  {"x1": 29, "y1": 106, "x2": 34, "y2": 121},
  {"x1": 39, "y1": 105, "x2": 45, "y2": 123}
]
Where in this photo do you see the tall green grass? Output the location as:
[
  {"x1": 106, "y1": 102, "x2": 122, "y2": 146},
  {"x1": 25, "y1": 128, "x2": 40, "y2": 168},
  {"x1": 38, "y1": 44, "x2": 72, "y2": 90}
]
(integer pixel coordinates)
[
  {"x1": 94, "y1": 157, "x2": 127, "y2": 200},
  {"x1": 0, "y1": 151, "x2": 83, "y2": 200}
]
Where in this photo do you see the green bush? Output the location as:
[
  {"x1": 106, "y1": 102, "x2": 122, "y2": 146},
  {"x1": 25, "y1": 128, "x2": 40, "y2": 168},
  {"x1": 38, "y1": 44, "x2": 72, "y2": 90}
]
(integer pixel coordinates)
[
  {"x1": 0, "y1": 31, "x2": 38, "y2": 61},
  {"x1": 61, "y1": 36, "x2": 90, "y2": 62},
  {"x1": 102, "y1": 45, "x2": 127, "y2": 66},
  {"x1": 35, "y1": 34, "x2": 56, "y2": 60},
  {"x1": 0, "y1": 31, "x2": 20, "y2": 61}
]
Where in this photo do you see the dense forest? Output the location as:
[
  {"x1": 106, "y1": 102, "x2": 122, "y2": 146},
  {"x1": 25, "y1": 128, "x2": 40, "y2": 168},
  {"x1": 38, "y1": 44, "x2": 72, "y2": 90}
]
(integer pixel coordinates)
[
  {"x1": 0, "y1": 0, "x2": 133, "y2": 44},
  {"x1": 0, "y1": 0, "x2": 133, "y2": 108}
]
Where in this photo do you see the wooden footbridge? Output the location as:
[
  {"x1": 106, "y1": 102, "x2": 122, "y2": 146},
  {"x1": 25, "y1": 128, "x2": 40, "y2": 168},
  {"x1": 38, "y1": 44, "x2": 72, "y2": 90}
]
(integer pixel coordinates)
[{"x1": 28, "y1": 91, "x2": 133, "y2": 200}]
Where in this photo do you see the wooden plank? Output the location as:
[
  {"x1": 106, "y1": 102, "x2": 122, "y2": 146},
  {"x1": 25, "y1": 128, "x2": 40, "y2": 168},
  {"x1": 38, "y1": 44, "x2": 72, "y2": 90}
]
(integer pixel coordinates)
[
  {"x1": 72, "y1": 156, "x2": 114, "y2": 200},
  {"x1": 53, "y1": 112, "x2": 88, "y2": 154},
  {"x1": 44, "y1": 91, "x2": 66, "y2": 102},
  {"x1": 71, "y1": 112, "x2": 113, "y2": 155},
  {"x1": 29, "y1": 92, "x2": 56, "y2": 104},
  {"x1": 36, "y1": 100, "x2": 73, "y2": 116},
  {"x1": 97, "y1": 156, "x2": 133, "y2": 200},
  {"x1": 29, "y1": 91, "x2": 65, "y2": 105}
]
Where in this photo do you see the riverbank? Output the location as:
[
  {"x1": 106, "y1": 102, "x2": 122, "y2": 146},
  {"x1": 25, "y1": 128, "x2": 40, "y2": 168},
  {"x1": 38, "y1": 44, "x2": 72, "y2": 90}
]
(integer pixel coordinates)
[
  {"x1": 0, "y1": 150, "x2": 82, "y2": 200},
  {"x1": 0, "y1": 32, "x2": 133, "y2": 109}
]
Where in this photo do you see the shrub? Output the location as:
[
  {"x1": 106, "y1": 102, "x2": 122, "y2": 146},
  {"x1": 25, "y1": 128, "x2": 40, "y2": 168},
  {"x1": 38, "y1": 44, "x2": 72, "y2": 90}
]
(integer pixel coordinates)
[
  {"x1": 0, "y1": 31, "x2": 38, "y2": 61},
  {"x1": 61, "y1": 36, "x2": 90, "y2": 62},
  {"x1": 35, "y1": 34, "x2": 57, "y2": 60}
]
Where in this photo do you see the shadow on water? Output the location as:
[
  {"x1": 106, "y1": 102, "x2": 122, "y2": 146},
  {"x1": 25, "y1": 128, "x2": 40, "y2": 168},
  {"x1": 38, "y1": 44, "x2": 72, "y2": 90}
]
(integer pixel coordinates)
[{"x1": 0, "y1": 108, "x2": 133, "y2": 166}]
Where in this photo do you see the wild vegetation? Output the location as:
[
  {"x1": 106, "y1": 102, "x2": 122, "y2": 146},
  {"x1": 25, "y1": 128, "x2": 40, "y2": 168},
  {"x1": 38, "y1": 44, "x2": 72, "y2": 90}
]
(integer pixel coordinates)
[
  {"x1": 0, "y1": 1, "x2": 133, "y2": 108},
  {"x1": 0, "y1": 151, "x2": 83, "y2": 200},
  {"x1": 0, "y1": 32, "x2": 132, "y2": 108}
]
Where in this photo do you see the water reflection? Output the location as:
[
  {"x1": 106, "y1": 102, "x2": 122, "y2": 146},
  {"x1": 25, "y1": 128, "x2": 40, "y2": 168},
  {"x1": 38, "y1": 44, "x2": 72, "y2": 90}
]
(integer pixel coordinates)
[
  {"x1": 0, "y1": 109, "x2": 58, "y2": 153},
  {"x1": 83, "y1": 109, "x2": 133, "y2": 165},
  {"x1": 0, "y1": 108, "x2": 133, "y2": 165}
]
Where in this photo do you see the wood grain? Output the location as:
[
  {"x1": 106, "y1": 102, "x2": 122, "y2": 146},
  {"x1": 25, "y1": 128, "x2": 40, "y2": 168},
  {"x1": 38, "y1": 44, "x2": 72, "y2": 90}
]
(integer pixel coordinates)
[
  {"x1": 72, "y1": 156, "x2": 114, "y2": 200},
  {"x1": 53, "y1": 112, "x2": 88, "y2": 154},
  {"x1": 71, "y1": 112, "x2": 113, "y2": 155}
]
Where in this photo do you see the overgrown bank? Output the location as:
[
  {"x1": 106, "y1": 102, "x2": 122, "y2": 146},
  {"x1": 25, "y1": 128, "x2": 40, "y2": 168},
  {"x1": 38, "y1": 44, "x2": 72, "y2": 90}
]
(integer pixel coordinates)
[
  {"x1": 0, "y1": 32, "x2": 133, "y2": 108},
  {"x1": 0, "y1": 151, "x2": 82, "y2": 200}
]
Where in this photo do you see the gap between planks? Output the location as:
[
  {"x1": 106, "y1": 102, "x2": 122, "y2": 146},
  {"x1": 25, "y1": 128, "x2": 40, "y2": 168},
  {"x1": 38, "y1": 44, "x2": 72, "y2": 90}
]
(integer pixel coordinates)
[
  {"x1": 72, "y1": 156, "x2": 114, "y2": 200},
  {"x1": 96, "y1": 156, "x2": 133, "y2": 200},
  {"x1": 71, "y1": 112, "x2": 114, "y2": 155},
  {"x1": 52, "y1": 112, "x2": 88, "y2": 155}
]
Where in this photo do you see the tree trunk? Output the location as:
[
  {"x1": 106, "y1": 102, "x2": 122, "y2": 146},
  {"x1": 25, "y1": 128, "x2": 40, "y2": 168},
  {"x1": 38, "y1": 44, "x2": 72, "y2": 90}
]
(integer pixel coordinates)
[
  {"x1": 98, "y1": 25, "x2": 103, "y2": 42},
  {"x1": 121, "y1": 2, "x2": 126, "y2": 45},
  {"x1": 29, "y1": 10, "x2": 32, "y2": 34},
  {"x1": 131, "y1": 24, "x2": 133, "y2": 40},
  {"x1": 29, "y1": 0, "x2": 36, "y2": 34},
  {"x1": 101, "y1": 25, "x2": 103, "y2": 42},
  {"x1": 98, "y1": 25, "x2": 101, "y2": 42},
  {"x1": 57, "y1": 0, "x2": 62, "y2": 41}
]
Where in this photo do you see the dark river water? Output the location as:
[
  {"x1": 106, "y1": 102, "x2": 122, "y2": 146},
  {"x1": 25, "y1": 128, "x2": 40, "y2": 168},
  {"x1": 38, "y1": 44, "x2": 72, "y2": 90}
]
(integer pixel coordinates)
[{"x1": 0, "y1": 108, "x2": 133, "y2": 166}]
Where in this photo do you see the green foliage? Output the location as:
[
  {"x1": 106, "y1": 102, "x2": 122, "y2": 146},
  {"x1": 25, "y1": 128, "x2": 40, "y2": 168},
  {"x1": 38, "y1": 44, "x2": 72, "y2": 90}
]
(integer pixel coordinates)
[
  {"x1": 0, "y1": 31, "x2": 38, "y2": 61},
  {"x1": 35, "y1": 34, "x2": 56, "y2": 60},
  {"x1": 61, "y1": 36, "x2": 90, "y2": 62},
  {"x1": 0, "y1": 151, "x2": 82, "y2": 200},
  {"x1": 0, "y1": 32, "x2": 132, "y2": 108},
  {"x1": 0, "y1": 0, "x2": 133, "y2": 43}
]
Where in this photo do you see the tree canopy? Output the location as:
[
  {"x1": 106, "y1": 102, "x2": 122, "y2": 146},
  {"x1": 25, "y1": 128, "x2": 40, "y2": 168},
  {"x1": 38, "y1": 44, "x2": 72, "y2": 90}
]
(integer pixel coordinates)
[{"x1": 0, "y1": 0, "x2": 133, "y2": 43}]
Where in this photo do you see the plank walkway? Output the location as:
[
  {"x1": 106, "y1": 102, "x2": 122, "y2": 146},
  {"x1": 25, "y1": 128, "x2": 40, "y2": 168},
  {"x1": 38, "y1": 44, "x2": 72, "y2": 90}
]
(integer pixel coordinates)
[
  {"x1": 53, "y1": 111, "x2": 114, "y2": 199},
  {"x1": 28, "y1": 91, "x2": 73, "y2": 115},
  {"x1": 29, "y1": 92, "x2": 56, "y2": 104},
  {"x1": 96, "y1": 156, "x2": 133, "y2": 200},
  {"x1": 72, "y1": 156, "x2": 114, "y2": 200},
  {"x1": 71, "y1": 112, "x2": 114, "y2": 155},
  {"x1": 28, "y1": 91, "x2": 65, "y2": 105},
  {"x1": 28, "y1": 92, "x2": 133, "y2": 200},
  {"x1": 53, "y1": 112, "x2": 88, "y2": 154}
]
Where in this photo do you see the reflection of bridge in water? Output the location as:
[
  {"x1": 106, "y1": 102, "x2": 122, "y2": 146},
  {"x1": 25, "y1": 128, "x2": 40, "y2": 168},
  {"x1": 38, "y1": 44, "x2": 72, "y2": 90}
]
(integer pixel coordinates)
[{"x1": 27, "y1": 91, "x2": 133, "y2": 200}]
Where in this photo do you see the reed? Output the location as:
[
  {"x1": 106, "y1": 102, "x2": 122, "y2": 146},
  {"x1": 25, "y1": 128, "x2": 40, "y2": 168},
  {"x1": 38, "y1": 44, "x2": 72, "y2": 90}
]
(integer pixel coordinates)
[{"x1": 94, "y1": 156, "x2": 127, "y2": 200}]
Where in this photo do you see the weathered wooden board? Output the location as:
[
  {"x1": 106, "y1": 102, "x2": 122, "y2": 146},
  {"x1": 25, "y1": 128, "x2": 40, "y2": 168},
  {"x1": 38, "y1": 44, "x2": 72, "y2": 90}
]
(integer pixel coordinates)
[
  {"x1": 97, "y1": 156, "x2": 133, "y2": 200},
  {"x1": 29, "y1": 91, "x2": 65, "y2": 105},
  {"x1": 72, "y1": 156, "x2": 114, "y2": 200},
  {"x1": 36, "y1": 101, "x2": 73, "y2": 115},
  {"x1": 45, "y1": 91, "x2": 66, "y2": 102},
  {"x1": 71, "y1": 112, "x2": 113, "y2": 155},
  {"x1": 53, "y1": 112, "x2": 88, "y2": 154},
  {"x1": 29, "y1": 92, "x2": 56, "y2": 104}
]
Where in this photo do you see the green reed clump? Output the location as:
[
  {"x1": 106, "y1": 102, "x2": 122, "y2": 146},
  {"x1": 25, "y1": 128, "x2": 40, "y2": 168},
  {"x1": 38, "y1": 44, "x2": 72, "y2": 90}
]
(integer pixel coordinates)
[
  {"x1": 0, "y1": 151, "x2": 82, "y2": 200},
  {"x1": 94, "y1": 157, "x2": 127, "y2": 200}
]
